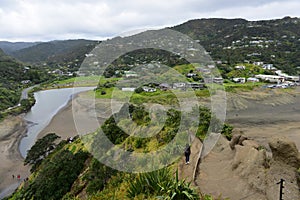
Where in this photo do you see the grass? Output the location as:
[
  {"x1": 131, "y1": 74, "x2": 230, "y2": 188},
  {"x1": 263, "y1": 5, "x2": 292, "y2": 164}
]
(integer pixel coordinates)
[
  {"x1": 91, "y1": 87, "x2": 210, "y2": 105},
  {"x1": 173, "y1": 64, "x2": 196, "y2": 74},
  {"x1": 45, "y1": 76, "x2": 121, "y2": 88},
  {"x1": 224, "y1": 82, "x2": 265, "y2": 92}
]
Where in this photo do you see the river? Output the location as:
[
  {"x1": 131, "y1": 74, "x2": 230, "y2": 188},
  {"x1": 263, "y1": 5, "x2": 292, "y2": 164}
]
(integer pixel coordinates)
[{"x1": 19, "y1": 87, "x2": 94, "y2": 158}]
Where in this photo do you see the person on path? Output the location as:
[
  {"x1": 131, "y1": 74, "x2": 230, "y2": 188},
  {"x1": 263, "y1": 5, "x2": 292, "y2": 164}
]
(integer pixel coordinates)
[{"x1": 184, "y1": 144, "x2": 191, "y2": 164}]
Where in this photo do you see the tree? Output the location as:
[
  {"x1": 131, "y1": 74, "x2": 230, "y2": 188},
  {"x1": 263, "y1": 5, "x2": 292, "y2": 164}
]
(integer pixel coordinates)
[{"x1": 25, "y1": 133, "x2": 61, "y2": 172}]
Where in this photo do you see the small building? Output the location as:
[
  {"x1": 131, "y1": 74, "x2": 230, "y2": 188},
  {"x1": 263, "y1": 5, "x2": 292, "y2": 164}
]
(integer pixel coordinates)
[
  {"x1": 247, "y1": 77, "x2": 260, "y2": 82},
  {"x1": 159, "y1": 83, "x2": 171, "y2": 91},
  {"x1": 124, "y1": 71, "x2": 138, "y2": 78},
  {"x1": 142, "y1": 87, "x2": 156, "y2": 92},
  {"x1": 122, "y1": 88, "x2": 136, "y2": 92},
  {"x1": 207, "y1": 65, "x2": 215, "y2": 69},
  {"x1": 21, "y1": 80, "x2": 31, "y2": 84},
  {"x1": 233, "y1": 77, "x2": 246, "y2": 83},
  {"x1": 186, "y1": 73, "x2": 197, "y2": 78},
  {"x1": 255, "y1": 74, "x2": 285, "y2": 83},
  {"x1": 52, "y1": 69, "x2": 64, "y2": 75},
  {"x1": 213, "y1": 78, "x2": 224, "y2": 84},
  {"x1": 253, "y1": 62, "x2": 264, "y2": 66},
  {"x1": 173, "y1": 82, "x2": 186, "y2": 89},
  {"x1": 262, "y1": 64, "x2": 276, "y2": 71},
  {"x1": 186, "y1": 83, "x2": 205, "y2": 90},
  {"x1": 235, "y1": 65, "x2": 246, "y2": 70}
]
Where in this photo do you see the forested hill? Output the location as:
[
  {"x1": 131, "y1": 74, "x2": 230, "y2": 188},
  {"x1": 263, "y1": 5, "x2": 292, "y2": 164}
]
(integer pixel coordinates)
[
  {"x1": 10, "y1": 39, "x2": 99, "y2": 68},
  {"x1": 172, "y1": 16, "x2": 300, "y2": 74},
  {"x1": 0, "y1": 49, "x2": 54, "y2": 113},
  {"x1": 0, "y1": 49, "x2": 25, "y2": 111},
  {"x1": 0, "y1": 41, "x2": 40, "y2": 55},
  {"x1": 0, "y1": 48, "x2": 24, "y2": 87}
]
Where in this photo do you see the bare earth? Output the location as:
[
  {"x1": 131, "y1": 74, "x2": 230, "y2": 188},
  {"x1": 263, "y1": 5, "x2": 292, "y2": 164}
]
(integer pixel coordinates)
[{"x1": 192, "y1": 88, "x2": 300, "y2": 200}]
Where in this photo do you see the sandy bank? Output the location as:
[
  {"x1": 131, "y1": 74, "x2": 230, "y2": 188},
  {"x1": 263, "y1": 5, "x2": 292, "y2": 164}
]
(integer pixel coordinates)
[
  {"x1": 38, "y1": 92, "x2": 123, "y2": 141},
  {"x1": 0, "y1": 115, "x2": 30, "y2": 196}
]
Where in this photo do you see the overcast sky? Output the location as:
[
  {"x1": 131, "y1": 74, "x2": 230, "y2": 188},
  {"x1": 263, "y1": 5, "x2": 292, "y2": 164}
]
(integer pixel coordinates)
[{"x1": 0, "y1": 0, "x2": 299, "y2": 42}]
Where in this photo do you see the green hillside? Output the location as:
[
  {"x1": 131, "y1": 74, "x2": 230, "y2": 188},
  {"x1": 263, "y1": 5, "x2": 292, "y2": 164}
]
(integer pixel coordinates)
[
  {"x1": 7, "y1": 104, "x2": 232, "y2": 200},
  {"x1": 0, "y1": 49, "x2": 56, "y2": 115},
  {"x1": 11, "y1": 39, "x2": 99, "y2": 69},
  {"x1": 172, "y1": 16, "x2": 300, "y2": 74},
  {"x1": 0, "y1": 41, "x2": 40, "y2": 55}
]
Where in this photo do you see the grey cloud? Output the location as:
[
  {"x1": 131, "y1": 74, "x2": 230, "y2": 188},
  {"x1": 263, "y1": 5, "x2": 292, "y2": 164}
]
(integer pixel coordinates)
[{"x1": 0, "y1": 0, "x2": 299, "y2": 41}]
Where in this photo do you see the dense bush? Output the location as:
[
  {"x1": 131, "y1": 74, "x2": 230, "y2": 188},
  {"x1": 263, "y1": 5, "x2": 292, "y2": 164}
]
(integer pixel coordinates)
[
  {"x1": 83, "y1": 158, "x2": 117, "y2": 195},
  {"x1": 24, "y1": 133, "x2": 61, "y2": 172},
  {"x1": 127, "y1": 168, "x2": 199, "y2": 200},
  {"x1": 14, "y1": 149, "x2": 89, "y2": 200}
]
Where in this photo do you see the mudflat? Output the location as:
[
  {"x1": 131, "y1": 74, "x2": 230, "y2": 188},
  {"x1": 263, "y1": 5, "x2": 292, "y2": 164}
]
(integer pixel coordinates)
[{"x1": 0, "y1": 115, "x2": 30, "y2": 196}]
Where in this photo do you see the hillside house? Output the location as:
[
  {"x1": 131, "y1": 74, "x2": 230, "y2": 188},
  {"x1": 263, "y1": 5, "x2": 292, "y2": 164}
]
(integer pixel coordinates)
[
  {"x1": 159, "y1": 83, "x2": 171, "y2": 90},
  {"x1": 253, "y1": 62, "x2": 264, "y2": 66},
  {"x1": 173, "y1": 82, "x2": 186, "y2": 89},
  {"x1": 186, "y1": 73, "x2": 197, "y2": 78},
  {"x1": 233, "y1": 77, "x2": 246, "y2": 83},
  {"x1": 262, "y1": 64, "x2": 276, "y2": 71},
  {"x1": 255, "y1": 74, "x2": 284, "y2": 83},
  {"x1": 213, "y1": 78, "x2": 224, "y2": 84},
  {"x1": 247, "y1": 77, "x2": 260, "y2": 82},
  {"x1": 235, "y1": 65, "x2": 246, "y2": 70},
  {"x1": 21, "y1": 80, "x2": 31, "y2": 84},
  {"x1": 124, "y1": 71, "x2": 138, "y2": 78},
  {"x1": 121, "y1": 88, "x2": 136, "y2": 92},
  {"x1": 142, "y1": 87, "x2": 156, "y2": 92},
  {"x1": 186, "y1": 83, "x2": 205, "y2": 90}
]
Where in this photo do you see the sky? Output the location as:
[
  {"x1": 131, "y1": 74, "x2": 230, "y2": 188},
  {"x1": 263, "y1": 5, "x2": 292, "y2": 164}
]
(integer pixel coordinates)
[{"x1": 0, "y1": 0, "x2": 299, "y2": 42}]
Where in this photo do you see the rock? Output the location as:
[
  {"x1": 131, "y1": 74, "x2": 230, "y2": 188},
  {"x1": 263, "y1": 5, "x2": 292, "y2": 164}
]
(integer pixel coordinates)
[
  {"x1": 269, "y1": 136, "x2": 300, "y2": 168},
  {"x1": 242, "y1": 140, "x2": 260, "y2": 149},
  {"x1": 229, "y1": 134, "x2": 241, "y2": 150},
  {"x1": 229, "y1": 134, "x2": 248, "y2": 149},
  {"x1": 237, "y1": 135, "x2": 247, "y2": 145}
]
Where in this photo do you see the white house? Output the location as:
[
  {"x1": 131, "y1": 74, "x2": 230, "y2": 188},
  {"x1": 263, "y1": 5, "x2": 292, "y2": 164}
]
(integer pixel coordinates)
[
  {"x1": 124, "y1": 71, "x2": 138, "y2": 78},
  {"x1": 213, "y1": 78, "x2": 224, "y2": 84},
  {"x1": 235, "y1": 65, "x2": 246, "y2": 70},
  {"x1": 173, "y1": 82, "x2": 186, "y2": 89},
  {"x1": 233, "y1": 77, "x2": 246, "y2": 83},
  {"x1": 262, "y1": 64, "x2": 276, "y2": 71},
  {"x1": 186, "y1": 73, "x2": 197, "y2": 78},
  {"x1": 253, "y1": 62, "x2": 264, "y2": 66},
  {"x1": 255, "y1": 74, "x2": 284, "y2": 83},
  {"x1": 122, "y1": 88, "x2": 136, "y2": 92},
  {"x1": 142, "y1": 87, "x2": 156, "y2": 92},
  {"x1": 247, "y1": 77, "x2": 260, "y2": 82}
]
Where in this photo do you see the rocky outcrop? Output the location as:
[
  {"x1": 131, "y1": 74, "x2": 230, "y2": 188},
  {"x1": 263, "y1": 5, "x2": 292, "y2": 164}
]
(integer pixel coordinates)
[
  {"x1": 266, "y1": 136, "x2": 300, "y2": 200},
  {"x1": 196, "y1": 134, "x2": 300, "y2": 200},
  {"x1": 269, "y1": 136, "x2": 300, "y2": 169}
]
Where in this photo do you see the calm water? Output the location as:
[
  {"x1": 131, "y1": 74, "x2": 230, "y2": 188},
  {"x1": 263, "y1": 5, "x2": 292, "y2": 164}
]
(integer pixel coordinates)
[{"x1": 19, "y1": 87, "x2": 94, "y2": 158}]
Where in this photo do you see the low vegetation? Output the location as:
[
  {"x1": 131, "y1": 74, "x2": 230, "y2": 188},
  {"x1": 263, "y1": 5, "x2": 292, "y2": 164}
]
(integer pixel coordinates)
[{"x1": 7, "y1": 101, "x2": 232, "y2": 199}]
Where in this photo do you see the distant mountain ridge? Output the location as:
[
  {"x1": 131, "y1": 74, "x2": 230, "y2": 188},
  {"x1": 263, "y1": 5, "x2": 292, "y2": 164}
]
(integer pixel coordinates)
[
  {"x1": 10, "y1": 39, "x2": 99, "y2": 65},
  {"x1": 0, "y1": 41, "x2": 40, "y2": 55}
]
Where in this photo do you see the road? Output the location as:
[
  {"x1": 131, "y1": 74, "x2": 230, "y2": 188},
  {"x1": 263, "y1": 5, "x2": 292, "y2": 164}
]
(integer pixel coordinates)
[{"x1": 20, "y1": 85, "x2": 38, "y2": 102}]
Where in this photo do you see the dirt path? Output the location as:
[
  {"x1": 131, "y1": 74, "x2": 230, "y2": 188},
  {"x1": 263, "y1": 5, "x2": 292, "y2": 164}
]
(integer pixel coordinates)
[
  {"x1": 178, "y1": 137, "x2": 202, "y2": 184},
  {"x1": 195, "y1": 136, "x2": 266, "y2": 200}
]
